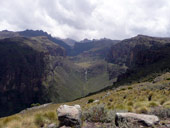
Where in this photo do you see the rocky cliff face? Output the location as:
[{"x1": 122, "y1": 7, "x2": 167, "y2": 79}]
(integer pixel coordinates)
[
  {"x1": 0, "y1": 37, "x2": 67, "y2": 117},
  {"x1": 107, "y1": 35, "x2": 170, "y2": 83}
]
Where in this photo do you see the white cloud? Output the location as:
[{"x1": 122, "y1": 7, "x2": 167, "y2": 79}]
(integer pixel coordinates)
[{"x1": 0, "y1": 0, "x2": 170, "y2": 40}]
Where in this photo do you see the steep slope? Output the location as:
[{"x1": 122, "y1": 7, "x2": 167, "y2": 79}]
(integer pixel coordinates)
[
  {"x1": 18, "y1": 30, "x2": 72, "y2": 54},
  {"x1": 0, "y1": 30, "x2": 19, "y2": 39},
  {"x1": 0, "y1": 35, "x2": 119, "y2": 117},
  {"x1": 0, "y1": 36, "x2": 83, "y2": 117},
  {"x1": 107, "y1": 35, "x2": 170, "y2": 84},
  {"x1": 1, "y1": 72, "x2": 170, "y2": 128}
]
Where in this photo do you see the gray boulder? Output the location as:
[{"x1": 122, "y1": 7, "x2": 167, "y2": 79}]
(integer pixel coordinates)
[
  {"x1": 57, "y1": 105, "x2": 82, "y2": 128},
  {"x1": 115, "y1": 112, "x2": 159, "y2": 127}
]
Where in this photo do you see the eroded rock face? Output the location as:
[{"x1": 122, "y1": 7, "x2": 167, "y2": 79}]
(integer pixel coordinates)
[
  {"x1": 57, "y1": 105, "x2": 82, "y2": 128},
  {"x1": 115, "y1": 112, "x2": 159, "y2": 127}
]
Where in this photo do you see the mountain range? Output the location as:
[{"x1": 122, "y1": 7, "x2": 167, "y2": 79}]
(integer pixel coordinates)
[{"x1": 0, "y1": 30, "x2": 170, "y2": 118}]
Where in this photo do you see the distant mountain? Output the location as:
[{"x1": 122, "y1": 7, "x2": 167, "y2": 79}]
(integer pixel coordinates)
[
  {"x1": 18, "y1": 30, "x2": 72, "y2": 54},
  {"x1": 61, "y1": 38, "x2": 77, "y2": 47},
  {"x1": 0, "y1": 30, "x2": 19, "y2": 39},
  {"x1": 69, "y1": 38, "x2": 119, "y2": 57}
]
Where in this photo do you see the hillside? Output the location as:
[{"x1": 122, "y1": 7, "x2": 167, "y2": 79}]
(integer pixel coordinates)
[
  {"x1": 107, "y1": 35, "x2": 170, "y2": 85},
  {"x1": 0, "y1": 30, "x2": 119, "y2": 117},
  {"x1": 1, "y1": 72, "x2": 170, "y2": 127},
  {"x1": 2, "y1": 32, "x2": 170, "y2": 121}
]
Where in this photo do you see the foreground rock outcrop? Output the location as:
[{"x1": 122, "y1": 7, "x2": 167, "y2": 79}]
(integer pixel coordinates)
[
  {"x1": 57, "y1": 105, "x2": 82, "y2": 128},
  {"x1": 115, "y1": 112, "x2": 159, "y2": 127}
]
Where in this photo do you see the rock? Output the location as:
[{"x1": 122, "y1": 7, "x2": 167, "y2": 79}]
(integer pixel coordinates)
[
  {"x1": 60, "y1": 126, "x2": 71, "y2": 128},
  {"x1": 47, "y1": 123, "x2": 57, "y2": 128},
  {"x1": 115, "y1": 112, "x2": 159, "y2": 127},
  {"x1": 57, "y1": 105, "x2": 82, "y2": 128},
  {"x1": 93, "y1": 100, "x2": 99, "y2": 103},
  {"x1": 82, "y1": 121, "x2": 112, "y2": 128},
  {"x1": 20, "y1": 103, "x2": 52, "y2": 114}
]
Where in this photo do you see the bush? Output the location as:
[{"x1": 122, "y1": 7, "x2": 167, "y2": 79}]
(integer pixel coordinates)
[
  {"x1": 34, "y1": 114, "x2": 45, "y2": 127},
  {"x1": 128, "y1": 87, "x2": 133, "y2": 90},
  {"x1": 82, "y1": 104, "x2": 124, "y2": 123},
  {"x1": 148, "y1": 101, "x2": 159, "y2": 107},
  {"x1": 160, "y1": 98, "x2": 167, "y2": 105},
  {"x1": 88, "y1": 99, "x2": 94, "y2": 103},
  {"x1": 31, "y1": 103, "x2": 40, "y2": 107},
  {"x1": 44, "y1": 111, "x2": 56, "y2": 121},
  {"x1": 166, "y1": 78, "x2": 170, "y2": 80},
  {"x1": 127, "y1": 101, "x2": 133, "y2": 106},
  {"x1": 149, "y1": 107, "x2": 170, "y2": 118},
  {"x1": 136, "y1": 107, "x2": 148, "y2": 114}
]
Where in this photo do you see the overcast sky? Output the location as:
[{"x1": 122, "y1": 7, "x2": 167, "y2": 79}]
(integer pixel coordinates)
[{"x1": 0, "y1": 0, "x2": 170, "y2": 40}]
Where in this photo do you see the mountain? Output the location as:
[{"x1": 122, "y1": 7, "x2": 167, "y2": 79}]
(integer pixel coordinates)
[
  {"x1": 69, "y1": 38, "x2": 119, "y2": 57},
  {"x1": 18, "y1": 30, "x2": 72, "y2": 54},
  {"x1": 0, "y1": 36, "x2": 68, "y2": 116},
  {"x1": 61, "y1": 38, "x2": 77, "y2": 47},
  {"x1": 0, "y1": 30, "x2": 119, "y2": 117},
  {"x1": 107, "y1": 35, "x2": 170, "y2": 85},
  {"x1": 2, "y1": 34, "x2": 170, "y2": 127},
  {"x1": 0, "y1": 30, "x2": 19, "y2": 39}
]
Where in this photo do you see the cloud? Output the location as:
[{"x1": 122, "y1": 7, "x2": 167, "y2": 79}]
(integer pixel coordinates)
[{"x1": 0, "y1": 0, "x2": 170, "y2": 40}]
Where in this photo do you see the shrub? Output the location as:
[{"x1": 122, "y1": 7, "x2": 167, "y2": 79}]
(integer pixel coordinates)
[
  {"x1": 149, "y1": 107, "x2": 170, "y2": 118},
  {"x1": 159, "y1": 98, "x2": 167, "y2": 105},
  {"x1": 163, "y1": 101, "x2": 170, "y2": 108},
  {"x1": 82, "y1": 104, "x2": 125, "y2": 123},
  {"x1": 88, "y1": 99, "x2": 94, "y2": 103},
  {"x1": 128, "y1": 87, "x2": 133, "y2": 90},
  {"x1": 166, "y1": 78, "x2": 170, "y2": 80},
  {"x1": 120, "y1": 88, "x2": 126, "y2": 91},
  {"x1": 34, "y1": 114, "x2": 45, "y2": 127},
  {"x1": 127, "y1": 101, "x2": 133, "y2": 106},
  {"x1": 31, "y1": 103, "x2": 40, "y2": 107},
  {"x1": 148, "y1": 101, "x2": 159, "y2": 107},
  {"x1": 127, "y1": 106, "x2": 133, "y2": 112},
  {"x1": 44, "y1": 111, "x2": 56, "y2": 121},
  {"x1": 136, "y1": 107, "x2": 148, "y2": 114}
]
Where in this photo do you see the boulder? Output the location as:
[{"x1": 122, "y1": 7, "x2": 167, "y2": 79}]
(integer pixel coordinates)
[
  {"x1": 57, "y1": 105, "x2": 82, "y2": 128},
  {"x1": 47, "y1": 123, "x2": 57, "y2": 128},
  {"x1": 115, "y1": 112, "x2": 159, "y2": 127}
]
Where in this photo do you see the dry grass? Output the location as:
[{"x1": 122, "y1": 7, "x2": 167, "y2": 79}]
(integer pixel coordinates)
[{"x1": 1, "y1": 73, "x2": 170, "y2": 127}]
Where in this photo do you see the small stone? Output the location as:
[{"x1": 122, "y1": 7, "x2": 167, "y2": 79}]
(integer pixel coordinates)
[{"x1": 47, "y1": 123, "x2": 57, "y2": 128}]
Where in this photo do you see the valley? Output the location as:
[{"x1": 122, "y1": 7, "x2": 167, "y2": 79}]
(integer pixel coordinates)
[{"x1": 1, "y1": 30, "x2": 170, "y2": 127}]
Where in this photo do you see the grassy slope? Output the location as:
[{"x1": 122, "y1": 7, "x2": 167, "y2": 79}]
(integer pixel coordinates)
[{"x1": 1, "y1": 72, "x2": 170, "y2": 127}]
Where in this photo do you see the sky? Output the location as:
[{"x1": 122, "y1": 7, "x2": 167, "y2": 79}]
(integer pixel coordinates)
[{"x1": 0, "y1": 0, "x2": 170, "y2": 41}]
